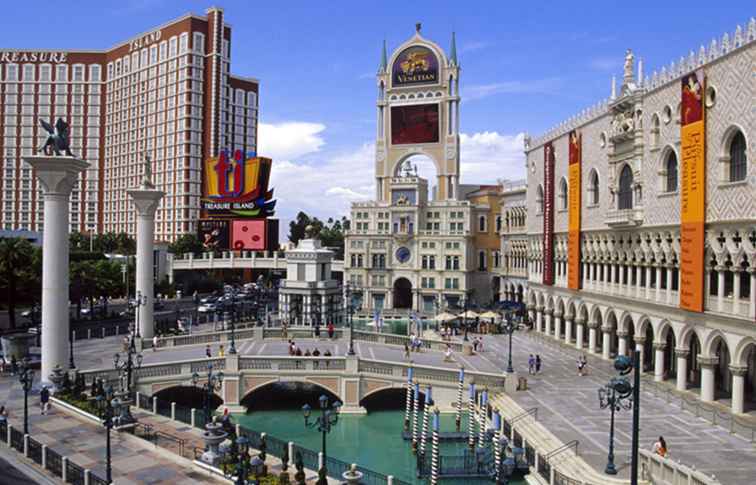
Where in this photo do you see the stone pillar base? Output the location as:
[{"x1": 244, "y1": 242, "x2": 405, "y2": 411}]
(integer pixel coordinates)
[{"x1": 339, "y1": 405, "x2": 368, "y2": 415}]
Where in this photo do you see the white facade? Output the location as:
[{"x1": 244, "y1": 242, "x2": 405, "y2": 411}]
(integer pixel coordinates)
[{"x1": 525, "y1": 19, "x2": 756, "y2": 415}]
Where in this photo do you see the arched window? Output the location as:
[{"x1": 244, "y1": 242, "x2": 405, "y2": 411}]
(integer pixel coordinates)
[
  {"x1": 478, "y1": 250, "x2": 486, "y2": 271},
  {"x1": 536, "y1": 185, "x2": 544, "y2": 214},
  {"x1": 558, "y1": 177, "x2": 568, "y2": 210},
  {"x1": 650, "y1": 113, "x2": 660, "y2": 147},
  {"x1": 665, "y1": 151, "x2": 678, "y2": 192},
  {"x1": 729, "y1": 131, "x2": 747, "y2": 182},
  {"x1": 588, "y1": 169, "x2": 599, "y2": 205},
  {"x1": 618, "y1": 165, "x2": 633, "y2": 210},
  {"x1": 478, "y1": 215, "x2": 487, "y2": 232}
]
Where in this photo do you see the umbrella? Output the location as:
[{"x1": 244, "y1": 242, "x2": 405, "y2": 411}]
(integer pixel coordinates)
[
  {"x1": 479, "y1": 311, "x2": 499, "y2": 320},
  {"x1": 459, "y1": 310, "x2": 479, "y2": 319},
  {"x1": 434, "y1": 312, "x2": 458, "y2": 322}
]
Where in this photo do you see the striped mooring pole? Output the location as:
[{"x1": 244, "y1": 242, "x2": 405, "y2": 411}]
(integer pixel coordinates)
[
  {"x1": 404, "y1": 366, "x2": 414, "y2": 432},
  {"x1": 478, "y1": 389, "x2": 488, "y2": 448},
  {"x1": 467, "y1": 382, "x2": 476, "y2": 449},
  {"x1": 431, "y1": 408, "x2": 440, "y2": 485},
  {"x1": 419, "y1": 385, "x2": 433, "y2": 457},
  {"x1": 411, "y1": 381, "x2": 420, "y2": 453},
  {"x1": 493, "y1": 410, "x2": 503, "y2": 482},
  {"x1": 455, "y1": 367, "x2": 464, "y2": 432}
]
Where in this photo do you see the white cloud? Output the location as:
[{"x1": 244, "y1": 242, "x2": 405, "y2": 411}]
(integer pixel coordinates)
[
  {"x1": 460, "y1": 132, "x2": 526, "y2": 183},
  {"x1": 460, "y1": 41, "x2": 491, "y2": 54},
  {"x1": 258, "y1": 122, "x2": 326, "y2": 160}
]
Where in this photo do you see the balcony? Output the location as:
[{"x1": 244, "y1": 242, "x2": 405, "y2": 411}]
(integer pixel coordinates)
[{"x1": 605, "y1": 208, "x2": 643, "y2": 227}]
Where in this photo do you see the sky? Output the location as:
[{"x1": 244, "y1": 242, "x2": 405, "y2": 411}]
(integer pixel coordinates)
[{"x1": 1, "y1": 1, "x2": 751, "y2": 232}]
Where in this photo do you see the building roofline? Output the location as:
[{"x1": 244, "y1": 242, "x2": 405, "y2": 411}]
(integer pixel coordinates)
[{"x1": 229, "y1": 73, "x2": 260, "y2": 84}]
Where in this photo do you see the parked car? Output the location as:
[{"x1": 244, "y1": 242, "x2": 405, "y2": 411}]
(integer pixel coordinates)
[{"x1": 198, "y1": 303, "x2": 217, "y2": 313}]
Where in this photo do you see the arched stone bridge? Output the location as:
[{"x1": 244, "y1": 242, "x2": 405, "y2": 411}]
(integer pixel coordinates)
[{"x1": 81, "y1": 354, "x2": 505, "y2": 413}]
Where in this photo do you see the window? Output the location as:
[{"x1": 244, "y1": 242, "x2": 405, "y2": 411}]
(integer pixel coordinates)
[
  {"x1": 536, "y1": 185, "x2": 544, "y2": 214},
  {"x1": 650, "y1": 113, "x2": 660, "y2": 148},
  {"x1": 558, "y1": 177, "x2": 568, "y2": 210},
  {"x1": 729, "y1": 131, "x2": 747, "y2": 182},
  {"x1": 478, "y1": 215, "x2": 487, "y2": 232},
  {"x1": 618, "y1": 164, "x2": 633, "y2": 210},
  {"x1": 495, "y1": 215, "x2": 502, "y2": 233},
  {"x1": 665, "y1": 151, "x2": 678, "y2": 192},
  {"x1": 588, "y1": 169, "x2": 599, "y2": 205},
  {"x1": 478, "y1": 250, "x2": 486, "y2": 271}
]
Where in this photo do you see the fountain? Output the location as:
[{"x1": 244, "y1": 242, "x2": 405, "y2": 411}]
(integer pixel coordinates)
[{"x1": 200, "y1": 420, "x2": 228, "y2": 466}]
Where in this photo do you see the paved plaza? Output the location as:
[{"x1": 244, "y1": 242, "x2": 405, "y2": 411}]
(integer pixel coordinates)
[{"x1": 2, "y1": 329, "x2": 756, "y2": 484}]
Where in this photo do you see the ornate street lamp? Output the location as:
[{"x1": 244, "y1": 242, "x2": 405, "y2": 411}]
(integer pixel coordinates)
[
  {"x1": 68, "y1": 321, "x2": 76, "y2": 369},
  {"x1": 598, "y1": 374, "x2": 633, "y2": 475},
  {"x1": 302, "y1": 395, "x2": 342, "y2": 485},
  {"x1": 18, "y1": 359, "x2": 34, "y2": 434},
  {"x1": 224, "y1": 435, "x2": 251, "y2": 485},
  {"x1": 113, "y1": 333, "x2": 143, "y2": 425},
  {"x1": 133, "y1": 291, "x2": 146, "y2": 338},
  {"x1": 226, "y1": 311, "x2": 237, "y2": 354},
  {"x1": 192, "y1": 363, "x2": 224, "y2": 424},
  {"x1": 501, "y1": 311, "x2": 519, "y2": 374},
  {"x1": 344, "y1": 283, "x2": 358, "y2": 356},
  {"x1": 96, "y1": 386, "x2": 122, "y2": 485}
]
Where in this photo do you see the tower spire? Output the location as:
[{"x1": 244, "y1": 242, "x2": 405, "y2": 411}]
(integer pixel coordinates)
[
  {"x1": 450, "y1": 31, "x2": 458, "y2": 66},
  {"x1": 379, "y1": 39, "x2": 388, "y2": 72}
]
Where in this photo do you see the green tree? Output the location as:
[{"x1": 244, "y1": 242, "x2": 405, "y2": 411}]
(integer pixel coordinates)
[
  {"x1": 0, "y1": 238, "x2": 36, "y2": 329},
  {"x1": 288, "y1": 211, "x2": 312, "y2": 245},
  {"x1": 168, "y1": 234, "x2": 204, "y2": 255}
]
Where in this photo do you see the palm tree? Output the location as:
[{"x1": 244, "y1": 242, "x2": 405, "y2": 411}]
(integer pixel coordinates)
[{"x1": 0, "y1": 238, "x2": 35, "y2": 330}]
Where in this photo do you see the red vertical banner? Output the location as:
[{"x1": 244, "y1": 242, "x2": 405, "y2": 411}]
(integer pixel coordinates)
[
  {"x1": 543, "y1": 142, "x2": 555, "y2": 286},
  {"x1": 679, "y1": 69, "x2": 706, "y2": 312},
  {"x1": 567, "y1": 131, "x2": 582, "y2": 290}
]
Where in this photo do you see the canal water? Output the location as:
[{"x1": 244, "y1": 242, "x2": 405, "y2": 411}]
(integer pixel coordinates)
[{"x1": 236, "y1": 409, "x2": 525, "y2": 484}]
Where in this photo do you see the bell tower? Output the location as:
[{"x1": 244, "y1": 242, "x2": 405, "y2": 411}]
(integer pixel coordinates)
[{"x1": 375, "y1": 24, "x2": 461, "y2": 202}]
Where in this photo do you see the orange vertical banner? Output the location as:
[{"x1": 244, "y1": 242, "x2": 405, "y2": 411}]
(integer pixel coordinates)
[
  {"x1": 679, "y1": 69, "x2": 706, "y2": 312},
  {"x1": 568, "y1": 131, "x2": 582, "y2": 290}
]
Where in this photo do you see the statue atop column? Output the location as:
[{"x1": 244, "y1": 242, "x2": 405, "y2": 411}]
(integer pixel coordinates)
[
  {"x1": 38, "y1": 118, "x2": 74, "y2": 157},
  {"x1": 623, "y1": 49, "x2": 635, "y2": 84},
  {"x1": 141, "y1": 154, "x2": 155, "y2": 189}
]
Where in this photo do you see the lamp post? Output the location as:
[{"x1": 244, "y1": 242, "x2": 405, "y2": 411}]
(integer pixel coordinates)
[
  {"x1": 598, "y1": 371, "x2": 633, "y2": 475},
  {"x1": 68, "y1": 321, "x2": 76, "y2": 370},
  {"x1": 96, "y1": 386, "x2": 122, "y2": 485},
  {"x1": 462, "y1": 296, "x2": 469, "y2": 342},
  {"x1": 230, "y1": 435, "x2": 251, "y2": 485},
  {"x1": 501, "y1": 311, "x2": 518, "y2": 374},
  {"x1": 18, "y1": 359, "x2": 34, "y2": 434},
  {"x1": 303, "y1": 395, "x2": 342, "y2": 485},
  {"x1": 133, "y1": 291, "x2": 146, "y2": 339},
  {"x1": 113, "y1": 333, "x2": 143, "y2": 394},
  {"x1": 192, "y1": 363, "x2": 224, "y2": 425},
  {"x1": 227, "y1": 310, "x2": 237, "y2": 355},
  {"x1": 344, "y1": 283, "x2": 357, "y2": 356}
]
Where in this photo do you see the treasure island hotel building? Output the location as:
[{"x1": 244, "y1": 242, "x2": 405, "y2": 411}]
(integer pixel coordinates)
[{"x1": 0, "y1": 7, "x2": 258, "y2": 241}]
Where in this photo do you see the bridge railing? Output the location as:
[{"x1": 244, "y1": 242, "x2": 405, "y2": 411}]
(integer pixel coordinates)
[{"x1": 353, "y1": 330, "x2": 464, "y2": 352}]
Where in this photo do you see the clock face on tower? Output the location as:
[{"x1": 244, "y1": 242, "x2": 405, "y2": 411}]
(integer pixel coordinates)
[{"x1": 396, "y1": 247, "x2": 411, "y2": 263}]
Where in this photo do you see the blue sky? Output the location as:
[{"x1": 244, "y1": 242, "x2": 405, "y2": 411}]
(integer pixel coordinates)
[{"x1": 1, "y1": 1, "x2": 751, "y2": 228}]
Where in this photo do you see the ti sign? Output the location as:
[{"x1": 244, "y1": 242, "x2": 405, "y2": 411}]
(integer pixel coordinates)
[{"x1": 202, "y1": 149, "x2": 276, "y2": 218}]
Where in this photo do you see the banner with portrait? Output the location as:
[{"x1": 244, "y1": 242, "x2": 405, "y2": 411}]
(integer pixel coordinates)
[
  {"x1": 567, "y1": 131, "x2": 582, "y2": 290},
  {"x1": 543, "y1": 142, "x2": 555, "y2": 286}
]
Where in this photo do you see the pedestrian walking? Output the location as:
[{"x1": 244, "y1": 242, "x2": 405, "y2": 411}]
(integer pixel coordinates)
[
  {"x1": 40, "y1": 386, "x2": 50, "y2": 415},
  {"x1": 528, "y1": 354, "x2": 535, "y2": 375},
  {"x1": 219, "y1": 344, "x2": 225, "y2": 357},
  {"x1": 478, "y1": 337, "x2": 484, "y2": 352},
  {"x1": 314, "y1": 324, "x2": 321, "y2": 339},
  {"x1": 653, "y1": 436, "x2": 668, "y2": 457},
  {"x1": 404, "y1": 342, "x2": 410, "y2": 359},
  {"x1": 472, "y1": 337, "x2": 479, "y2": 352},
  {"x1": 10, "y1": 355, "x2": 17, "y2": 376},
  {"x1": 444, "y1": 344, "x2": 454, "y2": 362},
  {"x1": 0, "y1": 406, "x2": 7, "y2": 423},
  {"x1": 152, "y1": 335, "x2": 158, "y2": 351},
  {"x1": 535, "y1": 355, "x2": 542, "y2": 374},
  {"x1": 327, "y1": 322, "x2": 335, "y2": 339},
  {"x1": 577, "y1": 354, "x2": 587, "y2": 376},
  {"x1": 282, "y1": 321, "x2": 288, "y2": 340},
  {"x1": 205, "y1": 344, "x2": 212, "y2": 358}
]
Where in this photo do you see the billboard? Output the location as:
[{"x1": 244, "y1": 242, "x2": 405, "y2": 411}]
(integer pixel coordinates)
[
  {"x1": 391, "y1": 104, "x2": 440, "y2": 145},
  {"x1": 567, "y1": 131, "x2": 582, "y2": 290},
  {"x1": 679, "y1": 69, "x2": 706, "y2": 313},
  {"x1": 232, "y1": 219, "x2": 266, "y2": 251},
  {"x1": 542, "y1": 142, "x2": 555, "y2": 286},
  {"x1": 202, "y1": 149, "x2": 276, "y2": 218},
  {"x1": 392, "y1": 46, "x2": 439, "y2": 86},
  {"x1": 198, "y1": 219, "x2": 230, "y2": 252}
]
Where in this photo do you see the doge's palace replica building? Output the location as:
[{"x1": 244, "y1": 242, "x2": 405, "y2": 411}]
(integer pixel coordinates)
[
  {"x1": 344, "y1": 26, "x2": 502, "y2": 313},
  {"x1": 525, "y1": 19, "x2": 756, "y2": 415}
]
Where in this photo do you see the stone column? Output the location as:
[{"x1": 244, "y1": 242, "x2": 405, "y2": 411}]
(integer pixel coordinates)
[
  {"x1": 544, "y1": 309, "x2": 553, "y2": 337},
  {"x1": 582, "y1": 262, "x2": 589, "y2": 289},
  {"x1": 716, "y1": 266, "x2": 726, "y2": 312},
  {"x1": 635, "y1": 265, "x2": 642, "y2": 298},
  {"x1": 564, "y1": 316, "x2": 573, "y2": 344},
  {"x1": 601, "y1": 326, "x2": 612, "y2": 360},
  {"x1": 750, "y1": 269, "x2": 756, "y2": 320},
  {"x1": 536, "y1": 307, "x2": 544, "y2": 333},
  {"x1": 653, "y1": 343, "x2": 666, "y2": 382},
  {"x1": 635, "y1": 340, "x2": 646, "y2": 374},
  {"x1": 729, "y1": 365, "x2": 748, "y2": 414},
  {"x1": 590, "y1": 263, "x2": 596, "y2": 290},
  {"x1": 610, "y1": 263, "x2": 617, "y2": 294},
  {"x1": 731, "y1": 268, "x2": 741, "y2": 315},
  {"x1": 575, "y1": 318, "x2": 585, "y2": 350},
  {"x1": 616, "y1": 331, "x2": 628, "y2": 357},
  {"x1": 645, "y1": 264, "x2": 652, "y2": 300},
  {"x1": 655, "y1": 266, "x2": 663, "y2": 302},
  {"x1": 588, "y1": 322, "x2": 598, "y2": 354},
  {"x1": 553, "y1": 312, "x2": 562, "y2": 340},
  {"x1": 666, "y1": 264, "x2": 674, "y2": 305},
  {"x1": 127, "y1": 187, "x2": 165, "y2": 340},
  {"x1": 26, "y1": 156, "x2": 89, "y2": 383},
  {"x1": 675, "y1": 349, "x2": 689, "y2": 392},
  {"x1": 699, "y1": 356, "x2": 718, "y2": 402}
]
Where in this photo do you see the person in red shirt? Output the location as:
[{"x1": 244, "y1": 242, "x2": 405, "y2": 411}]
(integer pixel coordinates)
[{"x1": 327, "y1": 322, "x2": 335, "y2": 339}]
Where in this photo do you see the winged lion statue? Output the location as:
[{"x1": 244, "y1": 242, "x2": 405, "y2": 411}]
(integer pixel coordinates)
[{"x1": 38, "y1": 118, "x2": 75, "y2": 157}]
